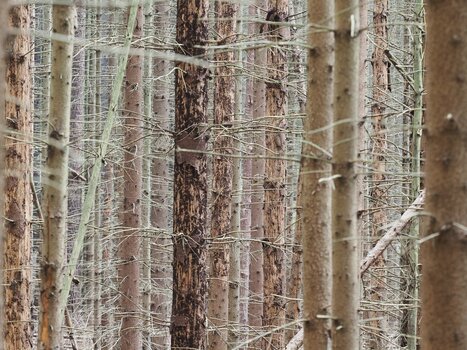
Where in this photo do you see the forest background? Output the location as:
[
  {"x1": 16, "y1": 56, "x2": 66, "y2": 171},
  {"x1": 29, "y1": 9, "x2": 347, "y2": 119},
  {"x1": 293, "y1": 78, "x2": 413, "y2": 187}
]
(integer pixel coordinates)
[{"x1": 0, "y1": 0, "x2": 465, "y2": 349}]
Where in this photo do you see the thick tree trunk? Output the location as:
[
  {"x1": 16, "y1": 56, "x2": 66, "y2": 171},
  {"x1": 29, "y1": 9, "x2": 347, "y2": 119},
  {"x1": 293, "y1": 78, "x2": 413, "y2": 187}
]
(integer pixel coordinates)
[
  {"x1": 171, "y1": 0, "x2": 209, "y2": 348},
  {"x1": 38, "y1": 4, "x2": 75, "y2": 349},
  {"x1": 118, "y1": 6, "x2": 144, "y2": 349},
  {"x1": 332, "y1": 1, "x2": 360, "y2": 349},
  {"x1": 3, "y1": 4, "x2": 32, "y2": 349},
  {"x1": 421, "y1": 1, "x2": 467, "y2": 349},
  {"x1": 301, "y1": 1, "x2": 333, "y2": 349},
  {"x1": 208, "y1": 2, "x2": 237, "y2": 349},
  {"x1": 262, "y1": 2, "x2": 288, "y2": 348}
]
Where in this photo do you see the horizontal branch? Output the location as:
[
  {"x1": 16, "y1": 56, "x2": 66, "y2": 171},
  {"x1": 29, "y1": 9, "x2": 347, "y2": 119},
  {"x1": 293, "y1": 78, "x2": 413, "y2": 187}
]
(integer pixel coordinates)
[{"x1": 360, "y1": 190, "x2": 425, "y2": 277}]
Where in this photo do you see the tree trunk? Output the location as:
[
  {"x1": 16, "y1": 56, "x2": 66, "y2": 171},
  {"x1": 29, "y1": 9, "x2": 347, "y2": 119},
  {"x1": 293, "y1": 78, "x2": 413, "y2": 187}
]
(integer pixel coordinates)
[
  {"x1": 171, "y1": 0, "x2": 209, "y2": 347},
  {"x1": 248, "y1": 2, "x2": 267, "y2": 345},
  {"x1": 239, "y1": 7, "x2": 254, "y2": 343},
  {"x1": 366, "y1": 1, "x2": 389, "y2": 347},
  {"x1": 3, "y1": 4, "x2": 32, "y2": 349},
  {"x1": 118, "y1": 5, "x2": 144, "y2": 349},
  {"x1": 301, "y1": 1, "x2": 333, "y2": 349},
  {"x1": 142, "y1": 4, "x2": 153, "y2": 347},
  {"x1": 263, "y1": 2, "x2": 288, "y2": 348},
  {"x1": 68, "y1": 5, "x2": 85, "y2": 246},
  {"x1": 421, "y1": 1, "x2": 467, "y2": 349},
  {"x1": 67, "y1": 5, "x2": 85, "y2": 323},
  {"x1": 332, "y1": 1, "x2": 360, "y2": 349},
  {"x1": 285, "y1": 0, "x2": 306, "y2": 341},
  {"x1": 0, "y1": 3, "x2": 6, "y2": 348},
  {"x1": 208, "y1": 2, "x2": 237, "y2": 349},
  {"x1": 93, "y1": 27, "x2": 103, "y2": 348},
  {"x1": 228, "y1": 40, "x2": 243, "y2": 344},
  {"x1": 100, "y1": 161, "x2": 115, "y2": 350},
  {"x1": 150, "y1": 3, "x2": 172, "y2": 349},
  {"x1": 38, "y1": 4, "x2": 75, "y2": 349},
  {"x1": 405, "y1": 1, "x2": 423, "y2": 348}
]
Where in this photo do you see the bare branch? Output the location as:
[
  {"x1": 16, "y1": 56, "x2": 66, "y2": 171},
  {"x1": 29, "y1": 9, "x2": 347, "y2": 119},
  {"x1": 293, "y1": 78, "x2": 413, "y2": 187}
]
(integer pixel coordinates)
[{"x1": 360, "y1": 190, "x2": 425, "y2": 277}]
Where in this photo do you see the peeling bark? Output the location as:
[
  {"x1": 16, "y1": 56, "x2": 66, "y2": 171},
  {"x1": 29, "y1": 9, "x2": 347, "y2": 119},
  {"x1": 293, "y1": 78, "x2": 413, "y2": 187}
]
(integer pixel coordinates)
[
  {"x1": 3, "y1": 4, "x2": 32, "y2": 349},
  {"x1": 171, "y1": 0, "x2": 210, "y2": 348},
  {"x1": 262, "y1": 2, "x2": 289, "y2": 348},
  {"x1": 207, "y1": 2, "x2": 237, "y2": 349}
]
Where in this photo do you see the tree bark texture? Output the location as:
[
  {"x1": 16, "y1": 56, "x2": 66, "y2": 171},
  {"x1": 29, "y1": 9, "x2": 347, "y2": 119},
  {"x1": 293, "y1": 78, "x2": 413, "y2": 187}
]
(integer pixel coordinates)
[
  {"x1": 332, "y1": 1, "x2": 360, "y2": 349},
  {"x1": 248, "y1": 2, "x2": 267, "y2": 343},
  {"x1": 0, "y1": 3, "x2": 7, "y2": 349},
  {"x1": 151, "y1": 3, "x2": 172, "y2": 348},
  {"x1": 421, "y1": 1, "x2": 467, "y2": 349},
  {"x1": 367, "y1": 1, "x2": 389, "y2": 347},
  {"x1": 301, "y1": 1, "x2": 334, "y2": 349},
  {"x1": 68, "y1": 5, "x2": 85, "y2": 241},
  {"x1": 171, "y1": 0, "x2": 209, "y2": 348},
  {"x1": 263, "y1": 1, "x2": 288, "y2": 348},
  {"x1": 208, "y1": 2, "x2": 237, "y2": 349},
  {"x1": 38, "y1": 5, "x2": 75, "y2": 350},
  {"x1": 3, "y1": 4, "x2": 32, "y2": 349},
  {"x1": 118, "y1": 6, "x2": 144, "y2": 349}
]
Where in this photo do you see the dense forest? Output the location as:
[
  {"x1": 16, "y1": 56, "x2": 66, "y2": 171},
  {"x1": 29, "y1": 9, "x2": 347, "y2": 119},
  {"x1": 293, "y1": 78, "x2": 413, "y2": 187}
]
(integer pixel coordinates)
[{"x1": 0, "y1": 0, "x2": 466, "y2": 349}]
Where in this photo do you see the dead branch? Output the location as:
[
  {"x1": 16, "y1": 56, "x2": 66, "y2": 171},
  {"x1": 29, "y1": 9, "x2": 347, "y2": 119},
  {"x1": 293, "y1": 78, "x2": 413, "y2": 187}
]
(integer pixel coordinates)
[
  {"x1": 360, "y1": 190, "x2": 425, "y2": 277},
  {"x1": 286, "y1": 328, "x2": 303, "y2": 350}
]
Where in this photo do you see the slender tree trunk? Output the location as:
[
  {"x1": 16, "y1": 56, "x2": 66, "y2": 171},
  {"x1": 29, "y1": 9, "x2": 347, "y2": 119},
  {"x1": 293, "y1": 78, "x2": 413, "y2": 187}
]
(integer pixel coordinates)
[
  {"x1": 93, "y1": 25, "x2": 103, "y2": 348},
  {"x1": 285, "y1": 0, "x2": 306, "y2": 340},
  {"x1": 151, "y1": 3, "x2": 172, "y2": 349},
  {"x1": 3, "y1": 4, "x2": 32, "y2": 349},
  {"x1": 69, "y1": 4, "x2": 85, "y2": 245},
  {"x1": 263, "y1": 2, "x2": 288, "y2": 348},
  {"x1": 38, "y1": 4, "x2": 75, "y2": 349},
  {"x1": 68, "y1": 5, "x2": 85, "y2": 323},
  {"x1": 367, "y1": 1, "x2": 389, "y2": 347},
  {"x1": 228, "y1": 31, "x2": 243, "y2": 345},
  {"x1": 248, "y1": 2, "x2": 266, "y2": 344},
  {"x1": 0, "y1": 3, "x2": 7, "y2": 348},
  {"x1": 97, "y1": 32, "x2": 117, "y2": 348},
  {"x1": 171, "y1": 0, "x2": 209, "y2": 347},
  {"x1": 142, "y1": 4, "x2": 153, "y2": 347},
  {"x1": 85, "y1": 31, "x2": 97, "y2": 345},
  {"x1": 239, "y1": 7, "x2": 254, "y2": 342},
  {"x1": 118, "y1": 5, "x2": 144, "y2": 349},
  {"x1": 208, "y1": 2, "x2": 237, "y2": 349},
  {"x1": 405, "y1": 2, "x2": 423, "y2": 349},
  {"x1": 301, "y1": 1, "x2": 333, "y2": 349},
  {"x1": 100, "y1": 161, "x2": 115, "y2": 350},
  {"x1": 421, "y1": 1, "x2": 467, "y2": 349},
  {"x1": 237, "y1": 35, "x2": 254, "y2": 343},
  {"x1": 332, "y1": 1, "x2": 360, "y2": 349}
]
